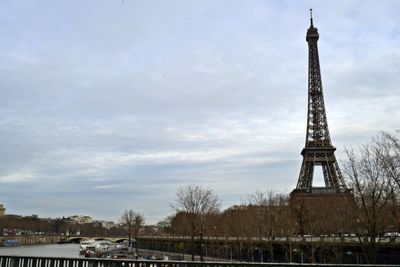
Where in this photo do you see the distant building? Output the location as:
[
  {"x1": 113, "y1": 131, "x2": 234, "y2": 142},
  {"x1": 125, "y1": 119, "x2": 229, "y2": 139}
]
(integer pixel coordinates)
[
  {"x1": 0, "y1": 204, "x2": 5, "y2": 217},
  {"x1": 68, "y1": 215, "x2": 93, "y2": 224}
]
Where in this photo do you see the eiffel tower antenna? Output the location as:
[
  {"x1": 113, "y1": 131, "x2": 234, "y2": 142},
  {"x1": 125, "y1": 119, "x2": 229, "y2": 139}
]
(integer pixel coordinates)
[{"x1": 310, "y1": 8, "x2": 313, "y2": 27}]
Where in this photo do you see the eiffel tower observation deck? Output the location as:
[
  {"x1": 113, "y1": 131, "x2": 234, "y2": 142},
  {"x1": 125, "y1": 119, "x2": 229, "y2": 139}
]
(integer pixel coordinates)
[{"x1": 290, "y1": 10, "x2": 353, "y2": 203}]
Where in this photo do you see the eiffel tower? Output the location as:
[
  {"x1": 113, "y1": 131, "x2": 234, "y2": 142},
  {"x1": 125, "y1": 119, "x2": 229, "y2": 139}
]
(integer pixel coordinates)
[{"x1": 290, "y1": 10, "x2": 353, "y2": 202}]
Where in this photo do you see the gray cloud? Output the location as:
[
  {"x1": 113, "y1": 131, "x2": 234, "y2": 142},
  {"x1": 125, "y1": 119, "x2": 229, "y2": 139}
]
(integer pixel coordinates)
[{"x1": 0, "y1": 0, "x2": 399, "y2": 223}]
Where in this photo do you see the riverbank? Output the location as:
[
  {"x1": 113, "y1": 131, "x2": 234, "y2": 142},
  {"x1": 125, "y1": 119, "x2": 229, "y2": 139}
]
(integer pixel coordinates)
[
  {"x1": 0, "y1": 243, "x2": 81, "y2": 257},
  {"x1": 2, "y1": 236, "x2": 62, "y2": 246}
]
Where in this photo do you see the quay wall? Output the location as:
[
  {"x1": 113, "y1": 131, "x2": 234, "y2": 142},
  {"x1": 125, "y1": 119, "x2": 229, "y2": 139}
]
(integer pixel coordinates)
[{"x1": 4, "y1": 236, "x2": 62, "y2": 245}]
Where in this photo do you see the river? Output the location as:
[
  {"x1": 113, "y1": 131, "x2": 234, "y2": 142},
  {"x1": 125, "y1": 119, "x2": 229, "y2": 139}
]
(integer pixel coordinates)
[{"x1": 0, "y1": 243, "x2": 82, "y2": 258}]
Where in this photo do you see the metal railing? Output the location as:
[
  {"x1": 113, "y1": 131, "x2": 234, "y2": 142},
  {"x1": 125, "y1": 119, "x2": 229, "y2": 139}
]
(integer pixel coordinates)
[{"x1": 1, "y1": 256, "x2": 400, "y2": 267}]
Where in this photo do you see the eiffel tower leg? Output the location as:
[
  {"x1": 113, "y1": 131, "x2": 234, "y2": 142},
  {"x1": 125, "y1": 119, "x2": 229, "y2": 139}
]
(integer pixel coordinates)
[
  {"x1": 322, "y1": 163, "x2": 333, "y2": 188},
  {"x1": 324, "y1": 163, "x2": 339, "y2": 190},
  {"x1": 297, "y1": 159, "x2": 314, "y2": 191},
  {"x1": 333, "y1": 161, "x2": 347, "y2": 191}
]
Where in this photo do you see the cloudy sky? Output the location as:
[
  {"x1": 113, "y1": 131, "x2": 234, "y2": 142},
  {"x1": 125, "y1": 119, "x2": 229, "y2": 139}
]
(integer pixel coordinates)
[{"x1": 0, "y1": 0, "x2": 399, "y2": 224}]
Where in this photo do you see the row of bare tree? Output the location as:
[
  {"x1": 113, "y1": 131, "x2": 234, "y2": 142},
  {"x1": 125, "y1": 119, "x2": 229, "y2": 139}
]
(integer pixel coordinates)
[{"x1": 159, "y1": 132, "x2": 400, "y2": 263}]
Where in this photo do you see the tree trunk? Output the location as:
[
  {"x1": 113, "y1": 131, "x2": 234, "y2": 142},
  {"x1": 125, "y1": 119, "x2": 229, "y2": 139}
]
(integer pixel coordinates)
[
  {"x1": 190, "y1": 234, "x2": 195, "y2": 261},
  {"x1": 135, "y1": 234, "x2": 139, "y2": 259},
  {"x1": 200, "y1": 231, "x2": 204, "y2": 261},
  {"x1": 269, "y1": 242, "x2": 274, "y2": 262}
]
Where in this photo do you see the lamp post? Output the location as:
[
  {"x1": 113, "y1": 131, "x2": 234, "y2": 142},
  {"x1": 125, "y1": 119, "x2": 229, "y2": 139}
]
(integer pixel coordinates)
[
  {"x1": 258, "y1": 247, "x2": 263, "y2": 262},
  {"x1": 293, "y1": 248, "x2": 304, "y2": 263}
]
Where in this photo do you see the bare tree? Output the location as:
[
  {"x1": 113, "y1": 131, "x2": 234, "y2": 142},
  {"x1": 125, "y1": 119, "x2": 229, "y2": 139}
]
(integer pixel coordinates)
[
  {"x1": 375, "y1": 132, "x2": 400, "y2": 189},
  {"x1": 120, "y1": 209, "x2": 145, "y2": 257},
  {"x1": 173, "y1": 184, "x2": 221, "y2": 261},
  {"x1": 249, "y1": 190, "x2": 289, "y2": 262},
  {"x1": 343, "y1": 141, "x2": 393, "y2": 263},
  {"x1": 220, "y1": 204, "x2": 256, "y2": 242},
  {"x1": 156, "y1": 215, "x2": 173, "y2": 235},
  {"x1": 373, "y1": 132, "x2": 400, "y2": 235}
]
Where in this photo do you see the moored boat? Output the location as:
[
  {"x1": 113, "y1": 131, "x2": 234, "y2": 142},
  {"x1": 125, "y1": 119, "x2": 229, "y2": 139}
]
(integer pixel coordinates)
[
  {"x1": 79, "y1": 239, "x2": 97, "y2": 254},
  {"x1": 86, "y1": 240, "x2": 113, "y2": 252}
]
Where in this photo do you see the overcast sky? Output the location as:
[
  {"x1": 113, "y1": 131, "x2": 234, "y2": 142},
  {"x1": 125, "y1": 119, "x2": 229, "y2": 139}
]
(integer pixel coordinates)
[{"x1": 0, "y1": 0, "x2": 399, "y2": 224}]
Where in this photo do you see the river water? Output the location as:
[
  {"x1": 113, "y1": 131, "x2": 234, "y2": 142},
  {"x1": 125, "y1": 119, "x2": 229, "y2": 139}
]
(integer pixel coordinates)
[{"x1": 0, "y1": 243, "x2": 82, "y2": 258}]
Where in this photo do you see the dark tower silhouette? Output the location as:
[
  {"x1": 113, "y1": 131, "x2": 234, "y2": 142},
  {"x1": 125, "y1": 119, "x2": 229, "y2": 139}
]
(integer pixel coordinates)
[
  {"x1": 291, "y1": 10, "x2": 352, "y2": 199},
  {"x1": 296, "y1": 10, "x2": 348, "y2": 193},
  {"x1": 289, "y1": 11, "x2": 354, "y2": 237}
]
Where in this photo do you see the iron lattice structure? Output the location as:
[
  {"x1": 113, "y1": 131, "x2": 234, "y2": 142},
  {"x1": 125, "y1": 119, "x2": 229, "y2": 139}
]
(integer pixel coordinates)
[{"x1": 295, "y1": 11, "x2": 348, "y2": 193}]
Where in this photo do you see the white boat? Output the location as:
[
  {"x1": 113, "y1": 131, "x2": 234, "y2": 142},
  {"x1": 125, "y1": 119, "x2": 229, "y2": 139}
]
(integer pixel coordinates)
[
  {"x1": 92, "y1": 240, "x2": 113, "y2": 251},
  {"x1": 79, "y1": 240, "x2": 98, "y2": 253}
]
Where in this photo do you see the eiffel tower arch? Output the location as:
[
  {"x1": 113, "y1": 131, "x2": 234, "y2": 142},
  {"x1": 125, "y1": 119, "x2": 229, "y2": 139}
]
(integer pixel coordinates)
[{"x1": 290, "y1": 10, "x2": 354, "y2": 208}]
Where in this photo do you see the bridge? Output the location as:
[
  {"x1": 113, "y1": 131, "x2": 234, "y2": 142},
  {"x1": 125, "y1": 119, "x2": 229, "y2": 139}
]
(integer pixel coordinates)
[{"x1": 62, "y1": 235, "x2": 400, "y2": 264}]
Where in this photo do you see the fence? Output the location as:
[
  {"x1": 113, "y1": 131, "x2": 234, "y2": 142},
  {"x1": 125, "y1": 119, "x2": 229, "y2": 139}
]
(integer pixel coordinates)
[{"x1": 1, "y1": 256, "x2": 400, "y2": 267}]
